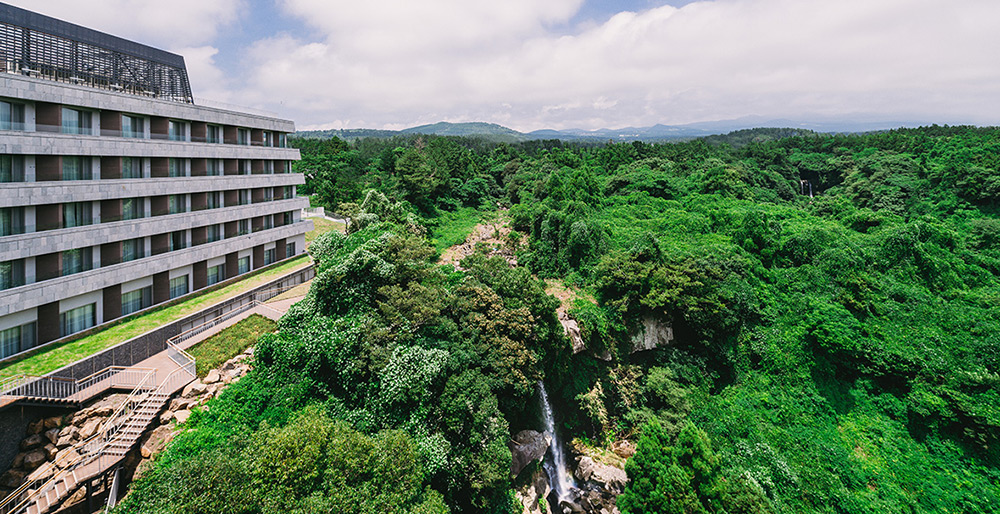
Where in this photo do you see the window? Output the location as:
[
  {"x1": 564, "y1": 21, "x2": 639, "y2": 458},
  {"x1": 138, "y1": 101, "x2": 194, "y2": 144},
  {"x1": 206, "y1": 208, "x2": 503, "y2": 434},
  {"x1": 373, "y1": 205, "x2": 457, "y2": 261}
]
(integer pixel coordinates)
[
  {"x1": 207, "y1": 264, "x2": 225, "y2": 286},
  {"x1": 207, "y1": 192, "x2": 221, "y2": 209},
  {"x1": 168, "y1": 158, "x2": 185, "y2": 177},
  {"x1": 265, "y1": 160, "x2": 274, "y2": 174},
  {"x1": 169, "y1": 231, "x2": 187, "y2": 251},
  {"x1": 168, "y1": 195, "x2": 186, "y2": 214},
  {"x1": 169, "y1": 275, "x2": 189, "y2": 299},
  {"x1": 238, "y1": 219, "x2": 250, "y2": 235},
  {"x1": 284, "y1": 186, "x2": 294, "y2": 199},
  {"x1": 263, "y1": 248, "x2": 276, "y2": 266},
  {"x1": 207, "y1": 159, "x2": 222, "y2": 176},
  {"x1": 62, "y1": 157, "x2": 92, "y2": 180},
  {"x1": 0, "y1": 259, "x2": 25, "y2": 290},
  {"x1": 284, "y1": 161, "x2": 292, "y2": 173},
  {"x1": 61, "y1": 108, "x2": 92, "y2": 135},
  {"x1": 122, "y1": 157, "x2": 142, "y2": 179},
  {"x1": 1, "y1": 207, "x2": 25, "y2": 236},
  {"x1": 207, "y1": 125, "x2": 221, "y2": 144},
  {"x1": 238, "y1": 256, "x2": 250, "y2": 274},
  {"x1": 262, "y1": 188, "x2": 273, "y2": 202},
  {"x1": 0, "y1": 100, "x2": 25, "y2": 131},
  {"x1": 63, "y1": 202, "x2": 93, "y2": 228},
  {"x1": 264, "y1": 132, "x2": 273, "y2": 146},
  {"x1": 286, "y1": 242, "x2": 296, "y2": 257},
  {"x1": 123, "y1": 198, "x2": 144, "y2": 220},
  {"x1": 168, "y1": 120, "x2": 186, "y2": 141},
  {"x1": 1, "y1": 155, "x2": 25, "y2": 182},
  {"x1": 60, "y1": 304, "x2": 95, "y2": 337},
  {"x1": 1, "y1": 323, "x2": 35, "y2": 359},
  {"x1": 239, "y1": 190, "x2": 250, "y2": 205},
  {"x1": 122, "y1": 238, "x2": 145, "y2": 262},
  {"x1": 207, "y1": 224, "x2": 223, "y2": 242},
  {"x1": 237, "y1": 128, "x2": 249, "y2": 145},
  {"x1": 278, "y1": 133, "x2": 287, "y2": 147},
  {"x1": 122, "y1": 115, "x2": 145, "y2": 138},
  {"x1": 121, "y1": 287, "x2": 152, "y2": 316},
  {"x1": 283, "y1": 211, "x2": 293, "y2": 226},
  {"x1": 261, "y1": 215, "x2": 274, "y2": 231},
  {"x1": 238, "y1": 159, "x2": 251, "y2": 175},
  {"x1": 62, "y1": 247, "x2": 93, "y2": 276}
]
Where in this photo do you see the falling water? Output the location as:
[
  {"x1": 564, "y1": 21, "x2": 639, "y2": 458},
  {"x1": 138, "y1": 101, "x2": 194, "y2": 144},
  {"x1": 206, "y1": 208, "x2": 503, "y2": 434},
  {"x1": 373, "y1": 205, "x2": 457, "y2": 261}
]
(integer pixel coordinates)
[{"x1": 539, "y1": 381, "x2": 576, "y2": 502}]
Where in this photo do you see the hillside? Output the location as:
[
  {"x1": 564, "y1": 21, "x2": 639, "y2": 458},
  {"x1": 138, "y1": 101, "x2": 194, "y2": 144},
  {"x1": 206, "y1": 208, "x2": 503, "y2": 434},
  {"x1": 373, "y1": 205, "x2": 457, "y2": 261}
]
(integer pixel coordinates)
[{"x1": 119, "y1": 126, "x2": 1000, "y2": 514}]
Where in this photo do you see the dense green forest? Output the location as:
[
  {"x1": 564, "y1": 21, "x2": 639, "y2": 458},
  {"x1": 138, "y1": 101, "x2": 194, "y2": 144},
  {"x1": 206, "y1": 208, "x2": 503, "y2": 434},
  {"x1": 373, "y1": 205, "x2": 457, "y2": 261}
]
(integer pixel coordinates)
[{"x1": 118, "y1": 126, "x2": 1000, "y2": 513}]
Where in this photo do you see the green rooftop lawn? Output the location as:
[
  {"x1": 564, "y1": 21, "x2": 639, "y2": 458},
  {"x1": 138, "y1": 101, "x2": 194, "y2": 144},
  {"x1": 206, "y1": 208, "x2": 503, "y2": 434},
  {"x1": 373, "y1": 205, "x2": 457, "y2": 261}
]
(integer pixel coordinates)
[
  {"x1": 0, "y1": 255, "x2": 311, "y2": 380},
  {"x1": 305, "y1": 216, "x2": 346, "y2": 247},
  {"x1": 187, "y1": 314, "x2": 276, "y2": 377}
]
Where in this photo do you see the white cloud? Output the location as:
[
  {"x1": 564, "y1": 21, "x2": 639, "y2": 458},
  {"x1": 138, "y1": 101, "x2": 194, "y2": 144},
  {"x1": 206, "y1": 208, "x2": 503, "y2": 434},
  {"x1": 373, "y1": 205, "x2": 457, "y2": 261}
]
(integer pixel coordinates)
[{"x1": 4, "y1": 0, "x2": 242, "y2": 48}]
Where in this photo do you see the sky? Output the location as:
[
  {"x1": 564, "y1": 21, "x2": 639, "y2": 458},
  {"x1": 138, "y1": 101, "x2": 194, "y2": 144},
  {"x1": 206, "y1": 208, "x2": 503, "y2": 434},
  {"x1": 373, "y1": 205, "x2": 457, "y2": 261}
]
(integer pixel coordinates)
[{"x1": 7, "y1": 0, "x2": 1000, "y2": 132}]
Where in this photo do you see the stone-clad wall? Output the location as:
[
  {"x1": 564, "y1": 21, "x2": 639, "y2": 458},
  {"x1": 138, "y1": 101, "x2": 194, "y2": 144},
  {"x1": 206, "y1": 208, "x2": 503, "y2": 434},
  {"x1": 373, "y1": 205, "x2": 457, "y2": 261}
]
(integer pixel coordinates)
[{"x1": 0, "y1": 221, "x2": 313, "y2": 316}]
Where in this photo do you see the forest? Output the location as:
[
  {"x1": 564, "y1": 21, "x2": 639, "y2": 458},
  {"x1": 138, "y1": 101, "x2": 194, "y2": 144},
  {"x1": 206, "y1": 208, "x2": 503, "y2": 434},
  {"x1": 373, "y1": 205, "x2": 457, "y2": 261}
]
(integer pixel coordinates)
[{"x1": 116, "y1": 126, "x2": 1000, "y2": 513}]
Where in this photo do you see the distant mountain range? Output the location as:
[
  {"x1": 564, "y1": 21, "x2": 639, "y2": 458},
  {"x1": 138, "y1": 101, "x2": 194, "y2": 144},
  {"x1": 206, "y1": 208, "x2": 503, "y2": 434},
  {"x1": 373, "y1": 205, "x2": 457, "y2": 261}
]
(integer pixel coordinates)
[{"x1": 295, "y1": 117, "x2": 934, "y2": 143}]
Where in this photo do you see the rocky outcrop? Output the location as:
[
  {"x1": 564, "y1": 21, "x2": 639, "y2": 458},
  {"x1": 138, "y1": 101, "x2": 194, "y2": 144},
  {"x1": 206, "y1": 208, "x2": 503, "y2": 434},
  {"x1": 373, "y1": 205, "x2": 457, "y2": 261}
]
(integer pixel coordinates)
[
  {"x1": 560, "y1": 312, "x2": 586, "y2": 354},
  {"x1": 510, "y1": 430, "x2": 552, "y2": 478},
  {"x1": 630, "y1": 316, "x2": 673, "y2": 353},
  {"x1": 515, "y1": 466, "x2": 552, "y2": 514},
  {"x1": 575, "y1": 457, "x2": 628, "y2": 494}
]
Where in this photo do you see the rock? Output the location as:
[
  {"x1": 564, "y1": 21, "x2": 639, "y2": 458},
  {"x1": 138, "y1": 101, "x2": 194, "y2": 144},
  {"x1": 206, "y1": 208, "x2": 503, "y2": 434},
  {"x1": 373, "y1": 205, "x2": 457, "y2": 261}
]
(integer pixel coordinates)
[
  {"x1": 160, "y1": 411, "x2": 174, "y2": 425},
  {"x1": 182, "y1": 380, "x2": 207, "y2": 398},
  {"x1": 43, "y1": 428, "x2": 60, "y2": 445},
  {"x1": 575, "y1": 457, "x2": 628, "y2": 494},
  {"x1": 43, "y1": 416, "x2": 64, "y2": 429},
  {"x1": 22, "y1": 450, "x2": 47, "y2": 470},
  {"x1": 244, "y1": 346, "x2": 254, "y2": 356},
  {"x1": 78, "y1": 418, "x2": 101, "y2": 440},
  {"x1": 630, "y1": 316, "x2": 673, "y2": 353},
  {"x1": 27, "y1": 462, "x2": 55, "y2": 483},
  {"x1": 92, "y1": 406, "x2": 113, "y2": 417},
  {"x1": 227, "y1": 368, "x2": 243, "y2": 379},
  {"x1": 1, "y1": 470, "x2": 26, "y2": 489},
  {"x1": 56, "y1": 434, "x2": 74, "y2": 448},
  {"x1": 203, "y1": 370, "x2": 221, "y2": 384},
  {"x1": 55, "y1": 447, "x2": 80, "y2": 465},
  {"x1": 510, "y1": 430, "x2": 552, "y2": 478},
  {"x1": 11, "y1": 452, "x2": 25, "y2": 469},
  {"x1": 20, "y1": 434, "x2": 43, "y2": 451},
  {"x1": 174, "y1": 410, "x2": 191, "y2": 424},
  {"x1": 62, "y1": 485, "x2": 86, "y2": 508},
  {"x1": 560, "y1": 312, "x2": 586, "y2": 354},
  {"x1": 139, "y1": 426, "x2": 174, "y2": 459},
  {"x1": 559, "y1": 499, "x2": 586, "y2": 514},
  {"x1": 169, "y1": 398, "x2": 191, "y2": 411},
  {"x1": 43, "y1": 444, "x2": 58, "y2": 460},
  {"x1": 26, "y1": 419, "x2": 44, "y2": 435},
  {"x1": 610, "y1": 440, "x2": 636, "y2": 459}
]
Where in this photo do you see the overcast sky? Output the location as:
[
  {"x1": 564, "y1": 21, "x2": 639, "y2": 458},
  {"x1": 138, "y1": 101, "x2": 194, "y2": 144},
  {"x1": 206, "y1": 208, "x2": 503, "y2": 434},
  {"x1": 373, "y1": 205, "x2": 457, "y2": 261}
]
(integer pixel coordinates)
[{"x1": 8, "y1": 0, "x2": 1000, "y2": 131}]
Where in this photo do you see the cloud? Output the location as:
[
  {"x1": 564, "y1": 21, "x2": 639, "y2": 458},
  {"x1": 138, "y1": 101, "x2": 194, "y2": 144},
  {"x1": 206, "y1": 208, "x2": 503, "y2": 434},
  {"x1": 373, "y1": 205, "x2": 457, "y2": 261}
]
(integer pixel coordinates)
[{"x1": 3, "y1": 0, "x2": 242, "y2": 48}]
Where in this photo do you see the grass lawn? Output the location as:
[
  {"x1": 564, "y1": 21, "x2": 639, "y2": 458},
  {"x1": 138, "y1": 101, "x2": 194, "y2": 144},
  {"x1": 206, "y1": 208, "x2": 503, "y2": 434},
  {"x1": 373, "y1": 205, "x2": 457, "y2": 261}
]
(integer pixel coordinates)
[
  {"x1": 305, "y1": 217, "x2": 346, "y2": 247},
  {"x1": 0, "y1": 255, "x2": 311, "y2": 379},
  {"x1": 187, "y1": 314, "x2": 276, "y2": 377},
  {"x1": 431, "y1": 207, "x2": 484, "y2": 253}
]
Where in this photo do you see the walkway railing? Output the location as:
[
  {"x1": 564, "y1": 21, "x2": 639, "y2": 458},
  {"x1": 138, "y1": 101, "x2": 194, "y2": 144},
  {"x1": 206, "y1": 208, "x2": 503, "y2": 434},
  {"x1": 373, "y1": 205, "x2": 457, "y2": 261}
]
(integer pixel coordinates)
[{"x1": 0, "y1": 366, "x2": 156, "y2": 404}]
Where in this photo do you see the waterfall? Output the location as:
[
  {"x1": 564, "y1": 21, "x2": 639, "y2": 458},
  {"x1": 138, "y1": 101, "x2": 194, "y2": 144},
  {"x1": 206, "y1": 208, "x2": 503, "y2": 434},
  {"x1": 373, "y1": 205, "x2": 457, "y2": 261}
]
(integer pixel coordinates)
[{"x1": 539, "y1": 381, "x2": 576, "y2": 502}]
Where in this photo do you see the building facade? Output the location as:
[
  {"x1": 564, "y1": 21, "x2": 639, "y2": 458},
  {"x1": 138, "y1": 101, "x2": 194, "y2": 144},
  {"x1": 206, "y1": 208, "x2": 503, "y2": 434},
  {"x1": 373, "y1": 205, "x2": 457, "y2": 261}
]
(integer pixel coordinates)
[{"x1": 0, "y1": 4, "x2": 311, "y2": 360}]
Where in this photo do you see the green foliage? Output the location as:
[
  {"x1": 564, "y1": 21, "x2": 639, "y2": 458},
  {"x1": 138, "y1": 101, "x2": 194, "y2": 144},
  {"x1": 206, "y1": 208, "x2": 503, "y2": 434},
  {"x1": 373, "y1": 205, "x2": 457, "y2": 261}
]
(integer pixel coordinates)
[{"x1": 187, "y1": 314, "x2": 276, "y2": 376}]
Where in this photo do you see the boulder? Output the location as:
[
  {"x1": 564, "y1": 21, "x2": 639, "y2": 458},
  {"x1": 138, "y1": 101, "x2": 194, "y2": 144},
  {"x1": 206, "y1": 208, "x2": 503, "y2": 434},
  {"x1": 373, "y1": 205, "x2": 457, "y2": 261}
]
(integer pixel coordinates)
[
  {"x1": 92, "y1": 406, "x2": 114, "y2": 417},
  {"x1": 22, "y1": 450, "x2": 47, "y2": 470},
  {"x1": 26, "y1": 419, "x2": 44, "y2": 435},
  {"x1": 203, "y1": 370, "x2": 221, "y2": 384},
  {"x1": 0, "y1": 470, "x2": 26, "y2": 489},
  {"x1": 574, "y1": 457, "x2": 628, "y2": 494},
  {"x1": 160, "y1": 411, "x2": 174, "y2": 425},
  {"x1": 56, "y1": 434, "x2": 74, "y2": 448},
  {"x1": 139, "y1": 426, "x2": 174, "y2": 459},
  {"x1": 630, "y1": 316, "x2": 673, "y2": 353},
  {"x1": 61, "y1": 485, "x2": 86, "y2": 509},
  {"x1": 20, "y1": 434, "x2": 43, "y2": 451},
  {"x1": 169, "y1": 398, "x2": 191, "y2": 411},
  {"x1": 42, "y1": 443, "x2": 58, "y2": 460},
  {"x1": 11, "y1": 452, "x2": 25, "y2": 469},
  {"x1": 174, "y1": 410, "x2": 191, "y2": 424},
  {"x1": 227, "y1": 368, "x2": 244, "y2": 379},
  {"x1": 44, "y1": 428, "x2": 60, "y2": 445},
  {"x1": 182, "y1": 380, "x2": 207, "y2": 398},
  {"x1": 560, "y1": 312, "x2": 586, "y2": 354},
  {"x1": 78, "y1": 418, "x2": 101, "y2": 440},
  {"x1": 510, "y1": 430, "x2": 552, "y2": 478},
  {"x1": 54, "y1": 447, "x2": 80, "y2": 465},
  {"x1": 43, "y1": 416, "x2": 64, "y2": 429}
]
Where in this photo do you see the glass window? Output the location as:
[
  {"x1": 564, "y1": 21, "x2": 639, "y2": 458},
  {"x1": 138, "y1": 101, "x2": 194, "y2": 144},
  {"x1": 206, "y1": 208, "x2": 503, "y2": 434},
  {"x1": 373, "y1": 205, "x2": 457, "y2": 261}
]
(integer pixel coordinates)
[
  {"x1": 238, "y1": 219, "x2": 250, "y2": 235},
  {"x1": 168, "y1": 158, "x2": 185, "y2": 177},
  {"x1": 62, "y1": 247, "x2": 93, "y2": 276},
  {"x1": 123, "y1": 197, "x2": 144, "y2": 220},
  {"x1": 263, "y1": 188, "x2": 273, "y2": 201},
  {"x1": 0, "y1": 259, "x2": 25, "y2": 290},
  {"x1": 60, "y1": 304, "x2": 95, "y2": 337},
  {"x1": 122, "y1": 157, "x2": 142, "y2": 179},
  {"x1": 278, "y1": 133, "x2": 287, "y2": 147},
  {"x1": 122, "y1": 238, "x2": 145, "y2": 262},
  {"x1": 207, "y1": 192, "x2": 221, "y2": 209},
  {"x1": 61, "y1": 108, "x2": 92, "y2": 135},
  {"x1": 168, "y1": 195, "x2": 186, "y2": 214},
  {"x1": 169, "y1": 275, "x2": 189, "y2": 299},
  {"x1": 207, "y1": 125, "x2": 221, "y2": 144},
  {"x1": 168, "y1": 120, "x2": 185, "y2": 141},
  {"x1": 263, "y1": 248, "x2": 276, "y2": 266},
  {"x1": 284, "y1": 211, "x2": 293, "y2": 226},
  {"x1": 1, "y1": 207, "x2": 25, "y2": 236},
  {"x1": 239, "y1": 160, "x2": 251, "y2": 175},
  {"x1": 207, "y1": 224, "x2": 222, "y2": 242},
  {"x1": 207, "y1": 264, "x2": 225, "y2": 286},
  {"x1": 121, "y1": 287, "x2": 152, "y2": 316},
  {"x1": 62, "y1": 157, "x2": 92, "y2": 180},
  {"x1": 0, "y1": 100, "x2": 25, "y2": 131},
  {"x1": 261, "y1": 215, "x2": 274, "y2": 231},
  {"x1": 207, "y1": 159, "x2": 221, "y2": 176},
  {"x1": 239, "y1": 190, "x2": 250, "y2": 205},
  {"x1": 63, "y1": 202, "x2": 93, "y2": 228},
  {"x1": 286, "y1": 242, "x2": 296, "y2": 257},
  {"x1": 122, "y1": 115, "x2": 145, "y2": 138},
  {"x1": 0, "y1": 323, "x2": 34, "y2": 359},
  {"x1": 169, "y1": 230, "x2": 187, "y2": 251},
  {"x1": 237, "y1": 128, "x2": 249, "y2": 145},
  {"x1": 238, "y1": 256, "x2": 250, "y2": 274},
  {"x1": 1, "y1": 155, "x2": 25, "y2": 182}
]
